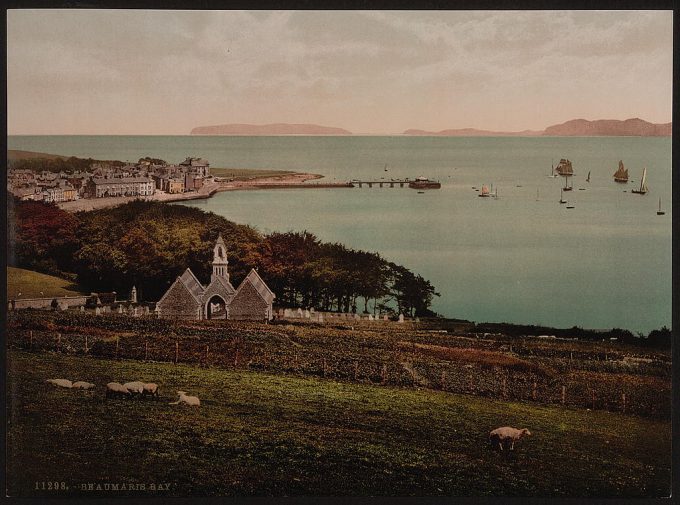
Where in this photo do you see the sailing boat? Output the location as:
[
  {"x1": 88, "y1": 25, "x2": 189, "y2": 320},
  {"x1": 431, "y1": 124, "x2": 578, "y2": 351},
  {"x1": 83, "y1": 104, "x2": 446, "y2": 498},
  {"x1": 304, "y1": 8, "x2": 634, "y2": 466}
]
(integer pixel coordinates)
[
  {"x1": 384, "y1": 164, "x2": 388, "y2": 172},
  {"x1": 613, "y1": 160, "x2": 629, "y2": 183},
  {"x1": 631, "y1": 167, "x2": 648, "y2": 194},
  {"x1": 548, "y1": 160, "x2": 558, "y2": 178},
  {"x1": 478, "y1": 184, "x2": 491, "y2": 197},
  {"x1": 555, "y1": 159, "x2": 574, "y2": 176},
  {"x1": 657, "y1": 197, "x2": 665, "y2": 215},
  {"x1": 586, "y1": 171, "x2": 591, "y2": 183},
  {"x1": 563, "y1": 175, "x2": 573, "y2": 191},
  {"x1": 559, "y1": 188, "x2": 567, "y2": 204}
]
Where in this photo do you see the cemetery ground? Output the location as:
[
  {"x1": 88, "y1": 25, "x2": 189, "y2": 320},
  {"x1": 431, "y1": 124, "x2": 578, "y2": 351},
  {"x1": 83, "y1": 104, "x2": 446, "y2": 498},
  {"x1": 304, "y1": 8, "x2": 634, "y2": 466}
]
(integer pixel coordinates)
[{"x1": 6, "y1": 312, "x2": 672, "y2": 497}]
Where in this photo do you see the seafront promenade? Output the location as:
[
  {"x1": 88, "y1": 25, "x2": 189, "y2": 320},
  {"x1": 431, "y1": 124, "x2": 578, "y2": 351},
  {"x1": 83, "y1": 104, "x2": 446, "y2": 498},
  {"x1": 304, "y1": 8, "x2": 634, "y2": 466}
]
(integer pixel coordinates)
[{"x1": 57, "y1": 172, "x2": 326, "y2": 212}]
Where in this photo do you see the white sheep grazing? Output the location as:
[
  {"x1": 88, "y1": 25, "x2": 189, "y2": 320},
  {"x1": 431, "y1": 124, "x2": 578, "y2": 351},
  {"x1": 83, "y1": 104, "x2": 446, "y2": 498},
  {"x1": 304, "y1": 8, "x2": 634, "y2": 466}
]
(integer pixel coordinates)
[
  {"x1": 169, "y1": 391, "x2": 200, "y2": 407},
  {"x1": 71, "y1": 381, "x2": 96, "y2": 390},
  {"x1": 122, "y1": 381, "x2": 145, "y2": 395},
  {"x1": 142, "y1": 383, "x2": 159, "y2": 398},
  {"x1": 46, "y1": 379, "x2": 73, "y2": 388},
  {"x1": 106, "y1": 382, "x2": 132, "y2": 398},
  {"x1": 489, "y1": 426, "x2": 531, "y2": 451}
]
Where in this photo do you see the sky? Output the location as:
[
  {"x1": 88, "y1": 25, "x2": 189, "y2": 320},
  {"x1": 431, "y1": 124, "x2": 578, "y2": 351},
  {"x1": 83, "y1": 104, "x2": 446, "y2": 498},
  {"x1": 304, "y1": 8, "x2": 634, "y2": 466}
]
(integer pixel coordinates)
[{"x1": 6, "y1": 10, "x2": 674, "y2": 135}]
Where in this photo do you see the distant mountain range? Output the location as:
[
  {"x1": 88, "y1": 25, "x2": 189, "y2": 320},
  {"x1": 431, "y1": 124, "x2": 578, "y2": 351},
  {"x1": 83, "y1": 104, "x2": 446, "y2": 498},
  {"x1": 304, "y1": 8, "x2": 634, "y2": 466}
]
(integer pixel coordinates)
[
  {"x1": 190, "y1": 118, "x2": 671, "y2": 136},
  {"x1": 404, "y1": 118, "x2": 672, "y2": 137},
  {"x1": 191, "y1": 123, "x2": 352, "y2": 135}
]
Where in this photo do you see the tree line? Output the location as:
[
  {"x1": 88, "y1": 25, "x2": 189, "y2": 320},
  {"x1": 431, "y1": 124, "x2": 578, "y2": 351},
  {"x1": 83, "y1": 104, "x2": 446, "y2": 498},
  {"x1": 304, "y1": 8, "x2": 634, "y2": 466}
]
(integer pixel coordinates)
[{"x1": 7, "y1": 197, "x2": 439, "y2": 317}]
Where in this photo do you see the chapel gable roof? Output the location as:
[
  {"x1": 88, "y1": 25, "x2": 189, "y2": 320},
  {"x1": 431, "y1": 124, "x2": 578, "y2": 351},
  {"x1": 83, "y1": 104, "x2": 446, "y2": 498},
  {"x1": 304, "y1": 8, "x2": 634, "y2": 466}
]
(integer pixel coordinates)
[
  {"x1": 179, "y1": 268, "x2": 206, "y2": 298},
  {"x1": 236, "y1": 269, "x2": 275, "y2": 304}
]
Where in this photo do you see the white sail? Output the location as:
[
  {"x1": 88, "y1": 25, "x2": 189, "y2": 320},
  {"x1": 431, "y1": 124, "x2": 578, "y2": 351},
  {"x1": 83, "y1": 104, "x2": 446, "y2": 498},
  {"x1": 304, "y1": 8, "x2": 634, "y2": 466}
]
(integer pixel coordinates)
[{"x1": 640, "y1": 167, "x2": 648, "y2": 192}]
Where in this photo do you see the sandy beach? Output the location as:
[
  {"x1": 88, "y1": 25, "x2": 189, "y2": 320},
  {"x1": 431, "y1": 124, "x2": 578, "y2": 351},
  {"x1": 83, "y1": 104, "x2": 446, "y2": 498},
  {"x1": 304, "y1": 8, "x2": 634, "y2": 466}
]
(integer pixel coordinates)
[{"x1": 58, "y1": 172, "x2": 328, "y2": 212}]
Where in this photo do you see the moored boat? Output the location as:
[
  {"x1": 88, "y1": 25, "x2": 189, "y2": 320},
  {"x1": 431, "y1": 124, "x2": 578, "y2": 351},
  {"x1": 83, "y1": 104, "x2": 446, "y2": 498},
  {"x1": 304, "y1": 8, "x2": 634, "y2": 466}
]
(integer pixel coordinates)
[
  {"x1": 408, "y1": 176, "x2": 441, "y2": 189},
  {"x1": 631, "y1": 167, "x2": 648, "y2": 195},
  {"x1": 478, "y1": 184, "x2": 492, "y2": 197}
]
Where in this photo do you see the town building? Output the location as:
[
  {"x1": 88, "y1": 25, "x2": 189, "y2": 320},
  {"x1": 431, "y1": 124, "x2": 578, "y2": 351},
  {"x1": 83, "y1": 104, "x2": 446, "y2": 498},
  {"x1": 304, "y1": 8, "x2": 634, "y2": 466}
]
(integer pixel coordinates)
[
  {"x1": 179, "y1": 157, "x2": 210, "y2": 177},
  {"x1": 84, "y1": 177, "x2": 155, "y2": 198},
  {"x1": 156, "y1": 235, "x2": 275, "y2": 321}
]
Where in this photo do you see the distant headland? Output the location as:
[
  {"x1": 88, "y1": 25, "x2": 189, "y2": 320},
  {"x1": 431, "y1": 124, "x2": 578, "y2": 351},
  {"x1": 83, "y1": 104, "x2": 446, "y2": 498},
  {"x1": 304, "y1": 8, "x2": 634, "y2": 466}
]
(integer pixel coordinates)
[
  {"x1": 404, "y1": 118, "x2": 672, "y2": 137},
  {"x1": 190, "y1": 123, "x2": 352, "y2": 135}
]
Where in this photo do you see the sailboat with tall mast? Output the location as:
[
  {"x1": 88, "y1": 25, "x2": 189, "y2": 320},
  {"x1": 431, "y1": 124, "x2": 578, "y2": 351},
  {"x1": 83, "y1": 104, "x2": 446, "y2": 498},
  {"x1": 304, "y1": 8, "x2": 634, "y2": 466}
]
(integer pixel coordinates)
[
  {"x1": 631, "y1": 167, "x2": 648, "y2": 194},
  {"x1": 559, "y1": 188, "x2": 567, "y2": 204},
  {"x1": 613, "y1": 160, "x2": 629, "y2": 183}
]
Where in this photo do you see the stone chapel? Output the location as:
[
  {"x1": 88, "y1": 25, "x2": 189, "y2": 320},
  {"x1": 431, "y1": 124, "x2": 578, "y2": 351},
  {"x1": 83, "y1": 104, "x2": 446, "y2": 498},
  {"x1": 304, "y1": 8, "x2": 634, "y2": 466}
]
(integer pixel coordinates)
[{"x1": 155, "y1": 234, "x2": 275, "y2": 321}]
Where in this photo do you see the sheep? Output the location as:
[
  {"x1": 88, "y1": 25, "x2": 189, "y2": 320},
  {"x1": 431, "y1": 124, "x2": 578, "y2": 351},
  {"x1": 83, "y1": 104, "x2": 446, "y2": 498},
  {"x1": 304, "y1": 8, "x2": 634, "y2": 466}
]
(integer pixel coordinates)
[
  {"x1": 169, "y1": 391, "x2": 200, "y2": 407},
  {"x1": 142, "y1": 383, "x2": 159, "y2": 398},
  {"x1": 71, "y1": 381, "x2": 96, "y2": 390},
  {"x1": 489, "y1": 426, "x2": 531, "y2": 452},
  {"x1": 46, "y1": 379, "x2": 73, "y2": 388},
  {"x1": 106, "y1": 382, "x2": 132, "y2": 398},
  {"x1": 122, "y1": 381, "x2": 145, "y2": 396}
]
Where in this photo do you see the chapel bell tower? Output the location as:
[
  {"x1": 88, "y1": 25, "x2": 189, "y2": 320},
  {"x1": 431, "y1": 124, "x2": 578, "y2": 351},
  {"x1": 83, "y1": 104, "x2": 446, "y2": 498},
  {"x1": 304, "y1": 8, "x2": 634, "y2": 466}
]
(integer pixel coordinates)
[{"x1": 212, "y1": 234, "x2": 229, "y2": 283}]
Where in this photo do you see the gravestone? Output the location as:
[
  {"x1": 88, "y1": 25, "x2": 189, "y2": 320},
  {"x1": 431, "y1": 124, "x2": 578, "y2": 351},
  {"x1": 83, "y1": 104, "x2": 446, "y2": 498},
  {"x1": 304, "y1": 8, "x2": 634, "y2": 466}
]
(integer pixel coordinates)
[
  {"x1": 318, "y1": 314, "x2": 323, "y2": 323},
  {"x1": 383, "y1": 315, "x2": 388, "y2": 321},
  {"x1": 95, "y1": 307, "x2": 100, "y2": 316},
  {"x1": 297, "y1": 308, "x2": 303, "y2": 318},
  {"x1": 80, "y1": 306, "x2": 85, "y2": 313},
  {"x1": 118, "y1": 305, "x2": 124, "y2": 314},
  {"x1": 398, "y1": 313, "x2": 404, "y2": 323},
  {"x1": 304, "y1": 309, "x2": 310, "y2": 319},
  {"x1": 368, "y1": 314, "x2": 374, "y2": 321},
  {"x1": 354, "y1": 313, "x2": 360, "y2": 320}
]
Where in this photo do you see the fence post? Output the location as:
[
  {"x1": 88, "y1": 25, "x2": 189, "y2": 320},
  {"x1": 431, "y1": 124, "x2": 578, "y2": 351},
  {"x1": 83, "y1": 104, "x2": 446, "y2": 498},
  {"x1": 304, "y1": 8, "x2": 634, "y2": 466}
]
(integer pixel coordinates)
[
  {"x1": 205, "y1": 345, "x2": 210, "y2": 367},
  {"x1": 294, "y1": 351, "x2": 298, "y2": 371},
  {"x1": 29, "y1": 330, "x2": 33, "y2": 349},
  {"x1": 234, "y1": 348, "x2": 239, "y2": 367},
  {"x1": 532, "y1": 381, "x2": 537, "y2": 401},
  {"x1": 569, "y1": 351, "x2": 573, "y2": 363},
  {"x1": 85, "y1": 335, "x2": 88, "y2": 353},
  {"x1": 115, "y1": 336, "x2": 119, "y2": 360},
  {"x1": 561, "y1": 385, "x2": 566, "y2": 405},
  {"x1": 145, "y1": 340, "x2": 149, "y2": 361},
  {"x1": 322, "y1": 358, "x2": 327, "y2": 377},
  {"x1": 57, "y1": 333, "x2": 61, "y2": 349},
  {"x1": 354, "y1": 361, "x2": 359, "y2": 380},
  {"x1": 441, "y1": 371, "x2": 447, "y2": 390},
  {"x1": 622, "y1": 393, "x2": 627, "y2": 413},
  {"x1": 591, "y1": 389, "x2": 596, "y2": 410},
  {"x1": 174, "y1": 340, "x2": 179, "y2": 364},
  {"x1": 381, "y1": 364, "x2": 387, "y2": 384}
]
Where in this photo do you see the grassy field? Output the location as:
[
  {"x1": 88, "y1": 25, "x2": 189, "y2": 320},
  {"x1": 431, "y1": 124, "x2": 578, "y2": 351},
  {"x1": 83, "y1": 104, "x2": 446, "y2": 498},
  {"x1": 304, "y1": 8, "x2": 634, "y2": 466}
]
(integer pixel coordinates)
[
  {"x1": 8, "y1": 149, "x2": 68, "y2": 161},
  {"x1": 7, "y1": 267, "x2": 84, "y2": 298},
  {"x1": 6, "y1": 350, "x2": 671, "y2": 497},
  {"x1": 211, "y1": 168, "x2": 299, "y2": 180}
]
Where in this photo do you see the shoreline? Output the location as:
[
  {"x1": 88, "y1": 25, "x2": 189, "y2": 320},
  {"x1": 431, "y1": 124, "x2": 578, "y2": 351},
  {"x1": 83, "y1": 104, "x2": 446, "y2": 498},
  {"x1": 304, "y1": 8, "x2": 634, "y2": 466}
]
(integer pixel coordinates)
[{"x1": 57, "y1": 172, "x2": 343, "y2": 212}]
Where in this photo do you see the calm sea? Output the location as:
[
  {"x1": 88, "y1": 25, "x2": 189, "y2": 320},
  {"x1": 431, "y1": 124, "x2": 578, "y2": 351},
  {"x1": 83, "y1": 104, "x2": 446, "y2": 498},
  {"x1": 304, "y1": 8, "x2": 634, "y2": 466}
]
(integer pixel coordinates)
[{"x1": 8, "y1": 135, "x2": 672, "y2": 333}]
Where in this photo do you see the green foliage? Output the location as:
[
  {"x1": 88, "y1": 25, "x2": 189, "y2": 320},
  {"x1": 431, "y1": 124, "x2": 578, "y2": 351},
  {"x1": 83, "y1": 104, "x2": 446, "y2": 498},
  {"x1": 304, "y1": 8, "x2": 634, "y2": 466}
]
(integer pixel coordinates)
[
  {"x1": 11, "y1": 200, "x2": 439, "y2": 313},
  {"x1": 9, "y1": 155, "x2": 124, "y2": 174}
]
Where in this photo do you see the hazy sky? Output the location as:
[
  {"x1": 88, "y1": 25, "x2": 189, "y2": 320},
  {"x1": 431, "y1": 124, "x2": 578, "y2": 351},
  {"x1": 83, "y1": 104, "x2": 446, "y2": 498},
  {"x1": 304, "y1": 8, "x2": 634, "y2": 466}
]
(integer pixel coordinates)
[{"x1": 7, "y1": 10, "x2": 673, "y2": 135}]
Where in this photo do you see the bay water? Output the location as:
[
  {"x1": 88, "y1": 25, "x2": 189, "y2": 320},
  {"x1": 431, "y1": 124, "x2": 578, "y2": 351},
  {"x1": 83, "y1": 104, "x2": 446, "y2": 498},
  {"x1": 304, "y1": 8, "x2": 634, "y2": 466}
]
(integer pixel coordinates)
[{"x1": 8, "y1": 135, "x2": 672, "y2": 332}]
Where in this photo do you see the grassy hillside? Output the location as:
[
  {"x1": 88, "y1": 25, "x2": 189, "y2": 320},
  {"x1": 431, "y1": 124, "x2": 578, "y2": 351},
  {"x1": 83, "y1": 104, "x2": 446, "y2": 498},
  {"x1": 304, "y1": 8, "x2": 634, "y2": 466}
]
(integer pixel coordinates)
[
  {"x1": 7, "y1": 267, "x2": 84, "y2": 298},
  {"x1": 211, "y1": 167, "x2": 298, "y2": 179},
  {"x1": 7, "y1": 350, "x2": 671, "y2": 497},
  {"x1": 8, "y1": 149, "x2": 68, "y2": 161}
]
